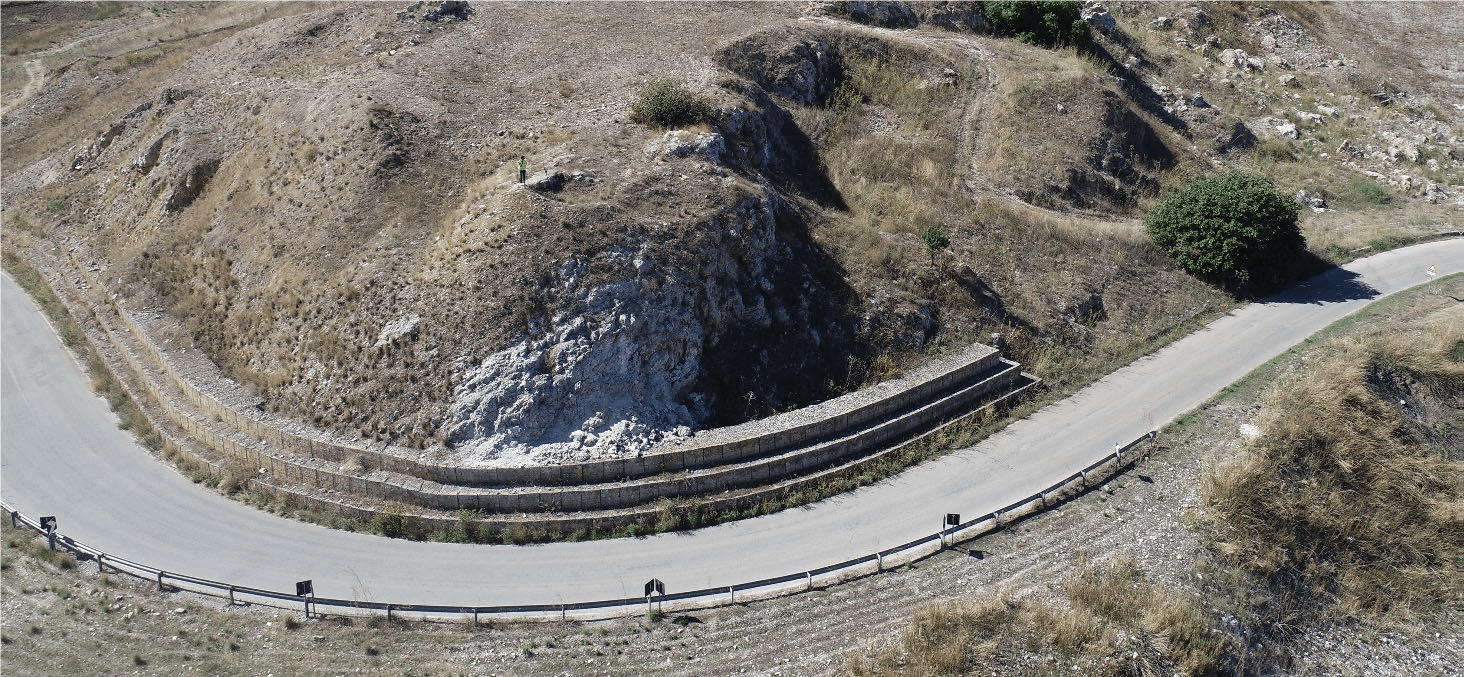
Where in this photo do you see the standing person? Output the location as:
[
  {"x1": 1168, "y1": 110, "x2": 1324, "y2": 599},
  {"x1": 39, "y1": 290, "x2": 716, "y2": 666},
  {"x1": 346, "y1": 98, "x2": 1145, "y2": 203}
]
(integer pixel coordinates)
[{"x1": 518, "y1": 155, "x2": 527, "y2": 183}]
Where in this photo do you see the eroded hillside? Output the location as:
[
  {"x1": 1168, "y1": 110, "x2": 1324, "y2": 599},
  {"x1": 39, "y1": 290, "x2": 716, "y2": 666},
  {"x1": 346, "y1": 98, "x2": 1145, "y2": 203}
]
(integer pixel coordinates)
[{"x1": 2, "y1": 1, "x2": 1458, "y2": 468}]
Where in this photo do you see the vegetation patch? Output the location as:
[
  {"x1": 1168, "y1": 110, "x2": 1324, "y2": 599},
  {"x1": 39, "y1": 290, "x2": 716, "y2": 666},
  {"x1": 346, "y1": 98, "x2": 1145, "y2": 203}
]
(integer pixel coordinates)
[
  {"x1": 982, "y1": 1, "x2": 1090, "y2": 50},
  {"x1": 629, "y1": 78, "x2": 712, "y2": 128},
  {"x1": 1204, "y1": 317, "x2": 1463, "y2": 628},
  {"x1": 847, "y1": 557, "x2": 1225, "y2": 676}
]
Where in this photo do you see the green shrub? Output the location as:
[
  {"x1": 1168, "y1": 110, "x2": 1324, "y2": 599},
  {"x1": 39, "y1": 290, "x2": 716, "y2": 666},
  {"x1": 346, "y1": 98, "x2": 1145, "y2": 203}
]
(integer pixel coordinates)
[
  {"x1": 370, "y1": 509, "x2": 406, "y2": 537},
  {"x1": 629, "y1": 78, "x2": 712, "y2": 128},
  {"x1": 921, "y1": 226, "x2": 949, "y2": 267},
  {"x1": 982, "y1": 1, "x2": 1090, "y2": 49},
  {"x1": 1145, "y1": 172, "x2": 1305, "y2": 292}
]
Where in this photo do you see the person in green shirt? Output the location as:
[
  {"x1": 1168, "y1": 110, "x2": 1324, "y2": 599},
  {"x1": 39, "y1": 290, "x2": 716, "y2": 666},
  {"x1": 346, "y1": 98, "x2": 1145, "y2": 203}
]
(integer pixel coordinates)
[{"x1": 518, "y1": 155, "x2": 527, "y2": 183}]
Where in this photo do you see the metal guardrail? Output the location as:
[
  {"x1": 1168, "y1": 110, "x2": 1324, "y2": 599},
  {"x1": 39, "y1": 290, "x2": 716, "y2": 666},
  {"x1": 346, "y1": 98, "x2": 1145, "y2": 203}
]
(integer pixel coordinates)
[{"x1": 1, "y1": 431, "x2": 1157, "y2": 622}]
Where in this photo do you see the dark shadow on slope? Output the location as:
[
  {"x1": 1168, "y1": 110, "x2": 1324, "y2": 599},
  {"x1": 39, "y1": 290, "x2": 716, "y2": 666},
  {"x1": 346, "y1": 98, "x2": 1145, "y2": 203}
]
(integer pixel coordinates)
[
  {"x1": 717, "y1": 82, "x2": 847, "y2": 211},
  {"x1": 692, "y1": 201, "x2": 863, "y2": 426},
  {"x1": 1086, "y1": 36, "x2": 1189, "y2": 133}
]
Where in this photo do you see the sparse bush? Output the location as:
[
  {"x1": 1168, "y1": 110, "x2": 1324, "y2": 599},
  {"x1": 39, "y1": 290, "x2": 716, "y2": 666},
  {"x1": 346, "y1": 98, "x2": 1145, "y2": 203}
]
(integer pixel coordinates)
[
  {"x1": 370, "y1": 509, "x2": 407, "y2": 537},
  {"x1": 629, "y1": 78, "x2": 712, "y2": 128},
  {"x1": 982, "y1": 1, "x2": 1090, "y2": 49},
  {"x1": 1145, "y1": 171, "x2": 1306, "y2": 293}
]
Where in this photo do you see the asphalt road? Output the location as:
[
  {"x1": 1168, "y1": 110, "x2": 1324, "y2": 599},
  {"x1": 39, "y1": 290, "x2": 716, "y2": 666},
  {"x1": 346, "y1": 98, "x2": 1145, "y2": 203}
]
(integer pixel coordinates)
[{"x1": 2, "y1": 239, "x2": 1460, "y2": 607}]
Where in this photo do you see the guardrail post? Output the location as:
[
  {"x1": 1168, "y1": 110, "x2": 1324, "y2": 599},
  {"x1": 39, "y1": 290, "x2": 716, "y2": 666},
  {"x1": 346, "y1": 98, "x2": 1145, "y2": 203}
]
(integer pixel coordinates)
[
  {"x1": 228, "y1": 585, "x2": 236, "y2": 606},
  {"x1": 806, "y1": 572, "x2": 812, "y2": 591},
  {"x1": 876, "y1": 553, "x2": 883, "y2": 572},
  {"x1": 9, "y1": 510, "x2": 16, "y2": 527},
  {"x1": 472, "y1": 609, "x2": 478, "y2": 626},
  {"x1": 157, "y1": 571, "x2": 165, "y2": 592},
  {"x1": 97, "y1": 553, "x2": 106, "y2": 574},
  {"x1": 1040, "y1": 491, "x2": 1047, "y2": 509},
  {"x1": 385, "y1": 604, "x2": 392, "y2": 622},
  {"x1": 561, "y1": 604, "x2": 566, "y2": 621},
  {"x1": 728, "y1": 586, "x2": 734, "y2": 605}
]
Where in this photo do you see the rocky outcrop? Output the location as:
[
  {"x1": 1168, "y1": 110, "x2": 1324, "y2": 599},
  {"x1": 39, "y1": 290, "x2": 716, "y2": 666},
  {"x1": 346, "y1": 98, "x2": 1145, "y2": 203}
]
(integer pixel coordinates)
[
  {"x1": 446, "y1": 190, "x2": 860, "y2": 467},
  {"x1": 164, "y1": 158, "x2": 220, "y2": 212},
  {"x1": 718, "y1": 28, "x2": 842, "y2": 106},
  {"x1": 395, "y1": 0, "x2": 472, "y2": 22}
]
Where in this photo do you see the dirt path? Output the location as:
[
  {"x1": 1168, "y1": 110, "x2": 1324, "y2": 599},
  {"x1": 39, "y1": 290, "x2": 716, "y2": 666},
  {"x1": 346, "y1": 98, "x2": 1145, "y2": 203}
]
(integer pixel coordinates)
[{"x1": 1, "y1": 58, "x2": 45, "y2": 118}]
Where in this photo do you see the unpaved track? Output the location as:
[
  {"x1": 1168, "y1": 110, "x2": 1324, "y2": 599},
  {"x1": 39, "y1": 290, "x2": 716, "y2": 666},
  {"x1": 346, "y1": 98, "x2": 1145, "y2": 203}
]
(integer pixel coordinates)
[{"x1": 1, "y1": 240, "x2": 1460, "y2": 609}]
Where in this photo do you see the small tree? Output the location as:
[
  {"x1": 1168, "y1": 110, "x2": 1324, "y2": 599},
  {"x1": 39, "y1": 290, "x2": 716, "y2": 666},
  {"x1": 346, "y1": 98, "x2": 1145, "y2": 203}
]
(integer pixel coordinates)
[
  {"x1": 982, "y1": 1, "x2": 1091, "y2": 50},
  {"x1": 630, "y1": 78, "x2": 712, "y2": 128},
  {"x1": 922, "y1": 226, "x2": 950, "y2": 268},
  {"x1": 1145, "y1": 172, "x2": 1305, "y2": 292}
]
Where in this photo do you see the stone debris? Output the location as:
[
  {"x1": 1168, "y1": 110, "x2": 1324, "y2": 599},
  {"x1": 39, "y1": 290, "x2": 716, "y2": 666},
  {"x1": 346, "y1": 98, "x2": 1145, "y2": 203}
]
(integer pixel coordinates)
[
  {"x1": 1296, "y1": 189, "x2": 1327, "y2": 212},
  {"x1": 396, "y1": 0, "x2": 472, "y2": 22},
  {"x1": 644, "y1": 130, "x2": 725, "y2": 164},
  {"x1": 375, "y1": 315, "x2": 421, "y2": 347}
]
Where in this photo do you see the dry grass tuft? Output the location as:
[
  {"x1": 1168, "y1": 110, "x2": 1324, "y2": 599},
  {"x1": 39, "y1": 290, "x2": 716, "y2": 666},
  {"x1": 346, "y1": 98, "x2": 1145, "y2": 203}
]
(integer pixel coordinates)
[
  {"x1": 847, "y1": 557, "x2": 1225, "y2": 676},
  {"x1": 1204, "y1": 312, "x2": 1463, "y2": 625}
]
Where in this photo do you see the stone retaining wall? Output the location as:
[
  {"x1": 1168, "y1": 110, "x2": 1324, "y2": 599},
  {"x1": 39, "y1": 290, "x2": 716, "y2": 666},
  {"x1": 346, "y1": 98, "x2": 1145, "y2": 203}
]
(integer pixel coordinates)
[{"x1": 42, "y1": 248, "x2": 1033, "y2": 519}]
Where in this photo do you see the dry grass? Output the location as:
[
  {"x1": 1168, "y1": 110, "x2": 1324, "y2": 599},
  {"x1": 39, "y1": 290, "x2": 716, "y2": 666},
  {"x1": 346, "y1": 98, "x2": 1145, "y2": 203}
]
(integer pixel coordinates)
[
  {"x1": 846, "y1": 556, "x2": 1226, "y2": 676},
  {"x1": 1204, "y1": 305, "x2": 1463, "y2": 629}
]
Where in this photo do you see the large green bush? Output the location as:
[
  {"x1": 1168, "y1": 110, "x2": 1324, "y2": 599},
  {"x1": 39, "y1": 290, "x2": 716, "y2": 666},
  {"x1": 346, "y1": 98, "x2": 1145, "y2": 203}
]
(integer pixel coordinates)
[
  {"x1": 629, "y1": 78, "x2": 712, "y2": 128},
  {"x1": 982, "y1": 1, "x2": 1090, "y2": 49},
  {"x1": 1145, "y1": 172, "x2": 1305, "y2": 291}
]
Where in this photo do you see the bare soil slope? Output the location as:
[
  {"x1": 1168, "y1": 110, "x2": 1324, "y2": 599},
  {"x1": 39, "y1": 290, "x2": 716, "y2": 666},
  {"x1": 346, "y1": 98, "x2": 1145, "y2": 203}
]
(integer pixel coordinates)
[{"x1": 2, "y1": 1, "x2": 1457, "y2": 470}]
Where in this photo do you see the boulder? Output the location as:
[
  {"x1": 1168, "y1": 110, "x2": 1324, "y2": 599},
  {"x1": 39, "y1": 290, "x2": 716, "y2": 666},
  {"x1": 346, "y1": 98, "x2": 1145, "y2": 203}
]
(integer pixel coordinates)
[
  {"x1": 1337, "y1": 139, "x2": 1363, "y2": 158},
  {"x1": 1151, "y1": 16, "x2": 1171, "y2": 28},
  {"x1": 375, "y1": 315, "x2": 421, "y2": 347},
  {"x1": 1296, "y1": 189, "x2": 1326, "y2": 212},
  {"x1": 1278, "y1": 73, "x2": 1298, "y2": 88},
  {"x1": 1218, "y1": 49, "x2": 1250, "y2": 69},
  {"x1": 1081, "y1": 4, "x2": 1117, "y2": 34},
  {"x1": 1275, "y1": 122, "x2": 1298, "y2": 140},
  {"x1": 525, "y1": 170, "x2": 568, "y2": 192}
]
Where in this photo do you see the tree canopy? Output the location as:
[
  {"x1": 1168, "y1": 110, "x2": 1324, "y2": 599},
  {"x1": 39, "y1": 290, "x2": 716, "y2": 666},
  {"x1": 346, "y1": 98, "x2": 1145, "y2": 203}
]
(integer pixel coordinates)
[{"x1": 1144, "y1": 172, "x2": 1306, "y2": 293}]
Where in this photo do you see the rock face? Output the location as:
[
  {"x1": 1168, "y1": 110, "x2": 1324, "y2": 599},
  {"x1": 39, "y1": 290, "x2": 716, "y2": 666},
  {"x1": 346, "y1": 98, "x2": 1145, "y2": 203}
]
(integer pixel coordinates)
[
  {"x1": 718, "y1": 29, "x2": 841, "y2": 107},
  {"x1": 446, "y1": 191, "x2": 857, "y2": 467}
]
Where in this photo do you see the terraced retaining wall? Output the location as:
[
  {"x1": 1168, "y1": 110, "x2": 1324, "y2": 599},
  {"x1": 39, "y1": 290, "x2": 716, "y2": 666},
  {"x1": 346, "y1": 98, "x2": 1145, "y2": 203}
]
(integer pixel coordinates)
[{"x1": 36, "y1": 248, "x2": 1034, "y2": 521}]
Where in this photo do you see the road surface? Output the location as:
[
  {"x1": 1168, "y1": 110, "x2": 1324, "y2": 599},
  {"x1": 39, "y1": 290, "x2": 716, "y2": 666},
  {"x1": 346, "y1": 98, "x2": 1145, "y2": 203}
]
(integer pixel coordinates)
[{"x1": 2, "y1": 239, "x2": 1459, "y2": 606}]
